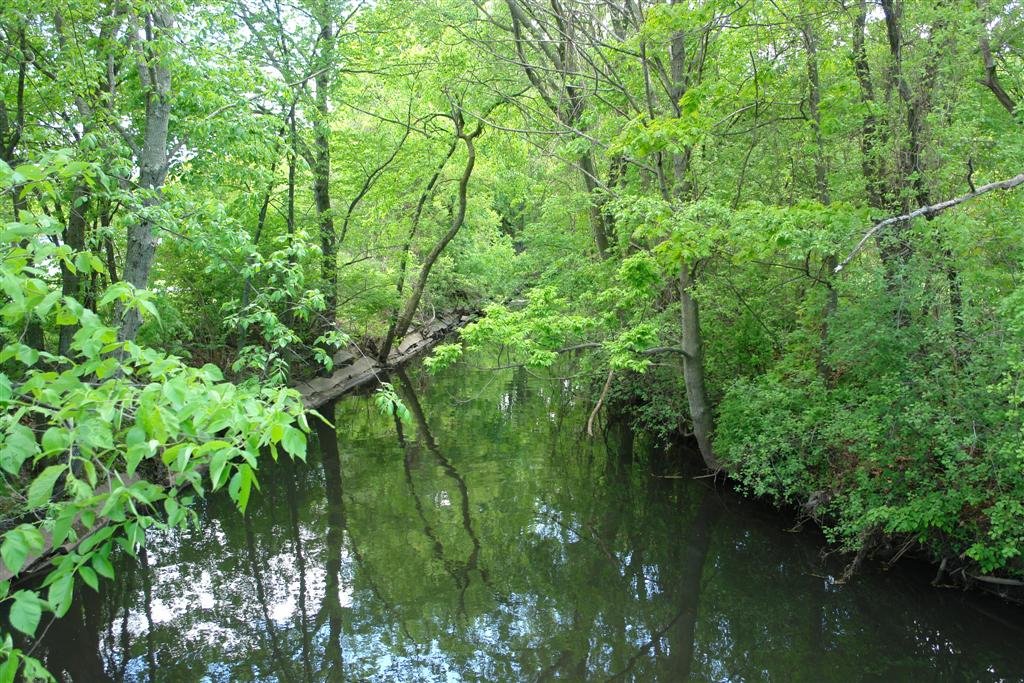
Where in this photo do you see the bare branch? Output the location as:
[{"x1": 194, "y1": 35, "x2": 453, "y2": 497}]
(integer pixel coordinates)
[{"x1": 835, "y1": 172, "x2": 1024, "y2": 273}]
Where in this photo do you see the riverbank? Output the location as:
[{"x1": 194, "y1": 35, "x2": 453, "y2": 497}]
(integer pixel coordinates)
[{"x1": 709, "y1": 461, "x2": 1024, "y2": 605}]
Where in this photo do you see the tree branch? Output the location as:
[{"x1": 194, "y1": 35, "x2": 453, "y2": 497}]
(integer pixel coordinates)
[
  {"x1": 835, "y1": 172, "x2": 1024, "y2": 273},
  {"x1": 587, "y1": 369, "x2": 614, "y2": 436}
]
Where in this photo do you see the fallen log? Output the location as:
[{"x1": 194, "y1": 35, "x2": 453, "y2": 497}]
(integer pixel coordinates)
[{"x1": 295, "y1": 311, "x2": 469, "y2": 409}]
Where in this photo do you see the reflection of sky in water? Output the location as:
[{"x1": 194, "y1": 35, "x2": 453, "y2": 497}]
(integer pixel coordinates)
[{"x1": 34, "y1": 359, "x2": 1024, "y2": 682}]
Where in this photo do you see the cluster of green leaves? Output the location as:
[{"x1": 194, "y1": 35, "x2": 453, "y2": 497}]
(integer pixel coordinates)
[
  {"x1": 0, "y1": 161, "x2": 311, "y2": 678},
  {"x1": 373, "y1": 382, "x2": 412, "y2": 425},
  {"x1": 225, "y1": 230, "x2": 347, "y2": 382},
  {"x1": 428, "y1": 286, "x2": 596, "y2": 371}
]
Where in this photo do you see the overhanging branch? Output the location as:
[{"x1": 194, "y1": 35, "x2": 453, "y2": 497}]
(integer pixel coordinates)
[{"x1": 835, "y1": 172, "x2": 1024, "y2": 273}]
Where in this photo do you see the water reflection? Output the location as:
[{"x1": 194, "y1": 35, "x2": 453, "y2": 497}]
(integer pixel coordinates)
[{"x1": 32, "y1": 357, "x2": 1024, "y2": 681}]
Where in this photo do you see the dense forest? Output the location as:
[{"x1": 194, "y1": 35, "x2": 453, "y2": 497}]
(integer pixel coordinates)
[{"x1": 1, "y1": 0, "x2": 1023, "y2": 677}]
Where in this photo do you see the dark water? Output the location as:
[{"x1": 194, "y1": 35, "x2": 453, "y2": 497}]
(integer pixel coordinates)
[{"x1": 35, "y1": 358, "x2": 1024, "y2": 681}]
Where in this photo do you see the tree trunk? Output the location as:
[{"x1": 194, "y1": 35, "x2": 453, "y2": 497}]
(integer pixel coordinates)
[
  {"x1": 314, "y1": 402, "x2": 346, "y2": 680},
  {"x1": 59, "y1": 183, "x2": 89, "y2": 355},
  {"x1": 313, "y1": 22, "x2": 337, "y2": 341},
  {"x1": 118, "y1": 9, "x2": 173, "y2": 345},
  {"x1": 313, "y1": 105, "x2": 337, "y2": 337},
  {"x1": 382, "y1": 136, "x2": 459, "y2": 361},
  {"x1": 801, "y1": 18, "x2": 837, "y2": 377},
  {"x1": 11, "y1": 188, "x2": 46, "y2": 353},
  {"x1": 667, "y1": 3, "x2": 719, "y2": 471},
  {"x1": 881, "y1": 0, "x2": 957, "y2": 334},
  {"x1": 977, "y1": 0, "x2": 1018, "y2": 116},
  {"x1": 237, "y1": 162, "x2": 277, "y2": 354},
  {"x1": 580, "y1": 151, "x2": 610, "y2": 258},
  {"x1": 851, "y1": 1, "x2": 885, "y2": 210},
  {"x1": 504, "y1": 0, "x2": 610, "y2": 259},
  {"x1": 679, "y1": 267, "x2": 719, "y2": 471},
  {"x1": 377, "y1": 118, "x2": 481, "y2": 363},
  {"x1": 662, "y1": 488, "x2": 721, "y2": 679},
  {"x1": 1, "y1": 31, "x2": 44, "y2": 352},
  {"x1": 283, "y1": 103, "x2": 298, "y2": 330}
]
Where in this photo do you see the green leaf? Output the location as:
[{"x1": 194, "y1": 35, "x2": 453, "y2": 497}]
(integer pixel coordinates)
[
  {"x1": 15, "y1": 344, "x2": 39, "y2": 367},
  {"x1": 0, "y1": 535, "x2": 26, "y2": 576},
  {"x1": 78, "y1": 564, "x2": 99, "y2": 591},
  {"x1": 173, "y1": 444, "x2": 194, "y2": 472},
  {"x1": 51, "y1": 508, "x2": 77, "y2": 547},
  {"x1": 98, "y1": 281, "x2": 132, "y2": 308},
  {"x1": 236, "y1": 464, "x2": 255, "y2": 513},
  {"x1": 8, "y1": 591, "x2": 42, "y2": 636},
  {"x1": 140, "y1": 403, "x2": 169, "y2": 442},
  {"x1": 13, "y1": 164, "x2": 45, "y2": 182},
  {"x1": 27, "y1": 464, "x2": 66, "y2": 508},
  {"x1": 209, "y1": 449, "x2": 230, "y2": 491},
  {"x1": 2, "y1": 525, "x2": 45, "y2": 575},
  {"x1": 200, "y1": 364, "x2": 224, "y2": 381},
  {"x1": 41, "y1": 427, "x2": 71, "y2": 454},
  {"x1": 74, "y1": 251, "x2": 94, "y2": 274},
  {"x1": 79, "y1": 526, "x2": 113, "y2": 555},
  {"x1": 91, "y1": 554, "x2": 115, "y2": 580},
  {"x1": 228, "y1": 469, "x2": 243, "y2": 508},
  {"x1": 161, "y1": 378, "x2": 187, "y2": 409},
  {"x1": 281, "y1": 426, "x2": 306, "y2": 459},
  {"x1": 136, "y1": 296, "x2": 161, "y2": 324},
  {"x1": 125, "y1": 442, "x2": 149, "y2": 477},
  {"x1": 77, "y1": 419, "x2": 113, "y2": 451},
  {"x1": 22, "y1": 656, "x2": 52, "y2": 681},
  {"x1": 0, "y1": 651, "x2": 18, "y2": 683},
  {"x1": 1, "y1": 423, "x2": 39, "y2": 474},
  {"x1": 47, "y1": 573, "x2": 74, "y2": 618}
]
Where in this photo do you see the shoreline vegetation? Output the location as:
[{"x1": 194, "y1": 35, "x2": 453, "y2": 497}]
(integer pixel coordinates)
[{"x1": 2, "y1": 0, "x2": 1024, "y2": 678}]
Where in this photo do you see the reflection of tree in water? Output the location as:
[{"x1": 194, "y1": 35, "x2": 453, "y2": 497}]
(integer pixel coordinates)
[
  {"x1": 241, "y1": 511, "x2": 292, "y2": 679},
  {"x1": 522, "y1": 410, "x2": 724, "y2": 681},
  {"x1": 395, "y1": 369, "x2": 491, "y2": 615},
  {"x1": 315, "y1": 405, "x2": 345, "y2": 682},
  {"x1": 315, "y1": 399, "x2": 415, "y2": 680},
  {"x1": 35, "y1": 569, "x2": 116, "y2": 682}
]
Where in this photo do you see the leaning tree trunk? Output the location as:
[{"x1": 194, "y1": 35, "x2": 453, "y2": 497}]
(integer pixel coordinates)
[
  {"x1": 679, "y1": 266, "x2": 720, "y2": 471},
  {"x1": 381, "y1": 136, "x2": 459, "y2": 361},
  {"x1": 977, "y1": 0, "x2": 1018, "y2": 116},
  {"x1": 377, "y1": 116, "x2": 481, "y2": 363},
  {"x1": 662, "y1": 487, "x2": 722, "y2": 679}
]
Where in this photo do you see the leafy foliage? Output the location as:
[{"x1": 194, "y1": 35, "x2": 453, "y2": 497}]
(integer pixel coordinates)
[{"x1": 0, "y1": 161, "x2": 310, "y2": 676}]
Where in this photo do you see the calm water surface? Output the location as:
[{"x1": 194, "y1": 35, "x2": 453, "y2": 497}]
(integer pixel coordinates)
[{"x1": 35, "y1": 358, "x2": 1024, "y2": 681}]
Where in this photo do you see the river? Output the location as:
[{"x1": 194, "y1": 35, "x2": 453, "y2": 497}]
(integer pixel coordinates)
[{"x1": 33, "y1": 356, "x2": 1024, "y2": 681}]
